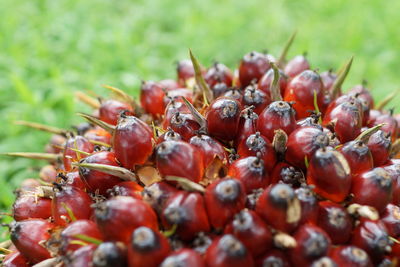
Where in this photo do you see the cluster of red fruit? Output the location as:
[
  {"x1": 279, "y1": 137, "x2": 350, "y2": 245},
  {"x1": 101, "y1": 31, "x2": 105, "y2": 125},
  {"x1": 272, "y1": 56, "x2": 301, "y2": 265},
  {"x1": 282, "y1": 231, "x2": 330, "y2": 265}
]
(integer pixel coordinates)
[{"x1": 3, "y1": 36, "x2": 400, "y2": 267}]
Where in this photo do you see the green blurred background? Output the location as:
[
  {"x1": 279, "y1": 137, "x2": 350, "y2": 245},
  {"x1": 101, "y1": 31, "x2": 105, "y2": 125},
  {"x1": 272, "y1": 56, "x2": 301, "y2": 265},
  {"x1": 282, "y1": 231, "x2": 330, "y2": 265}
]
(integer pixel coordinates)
[{"x1": 0, "y1": 0, "x2": 399, "y2": 234}]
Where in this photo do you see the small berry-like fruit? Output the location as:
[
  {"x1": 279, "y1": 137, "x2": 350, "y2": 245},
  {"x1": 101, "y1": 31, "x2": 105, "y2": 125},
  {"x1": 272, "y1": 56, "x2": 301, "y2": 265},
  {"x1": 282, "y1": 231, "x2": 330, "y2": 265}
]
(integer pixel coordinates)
[
  {"x1": 284, "y1": 54, "x2": 310, "y2": 78},
  {"x1": 239, "y1": 51, "x2": 271, "y2": 88},
  {"x1": 99, "y1": 99, "x2": 133, "y2": 125},
  {"x1": 329, "y1": 246, "x2": 372, "y2": 267},
  {"x1": 93, "y1": 242, "x2": 127, "y2": 267}
]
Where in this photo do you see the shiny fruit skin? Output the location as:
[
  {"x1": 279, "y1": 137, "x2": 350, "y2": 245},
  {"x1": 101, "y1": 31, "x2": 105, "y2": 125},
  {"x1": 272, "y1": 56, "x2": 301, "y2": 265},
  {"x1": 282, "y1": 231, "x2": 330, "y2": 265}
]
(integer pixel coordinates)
[
  {"x1": 383, "y1": 163, "x2": 400, "y2": 205},
  {"x1": 142, "y1": 181, "x2": 180, "y2": 216},
  {"x1": 140, "y1": 81, "x2": 166, "y2": 117},
  {"x1": 84, "y1": 127, "x2": 112, "y2": 145},
  {"x1": 128, "y1": 226, "x2": 171, "y2": 267},
  {"x1": 156, "y1": 129, "x2": 182, "y2": 144},
  {"x1": 162, "y1": 99, "x2": 190, "y2": 130},
  {"x1": 284, "y1": 54, "x2": 310, "y2": 78},
  {"x1": 235, "y1": 108, "x2": 258, "y2": 146},
  {"x1": 258, "y1": 67, "x2": 288, "y2": 99},
  {"x1": 2, "y1": 251, "x2": 29, "y2": 267},
  {"x1": 204, "y1": 234, "x2": 254, "y2": 267},
  {"x1": 329, "y1": 246, "x2": 373, "y2": 267},
  {"x1": 205, "y1": 178, "x2": 247, "y2": 230},
  {"x1": 64, "y1": 244, "x2": 97, "y2": 267},
  {"x1": 99, "y1": 99, "x2": 133, "y2": 125},
  {"x1": 113, "y1": 114, "x2": 153, "y2": 169},
  {"x1": 169, "y1": 112, "x2": 200, "y2": 141},
  {"x1": 177, "y1": 59, "x2": 196, "y2": 86},
  {"x1": 160, "y1": 249, "x2": 205, "y2": 267},
  {"x1": 155, "y1": 140, "x2": 204, "y2": 183},
  {"x1": 349, "y1": 84, "x2": 374, "y2": 109},
  {"x1": 380, "y1": 203, "x2": 400, "y2": 237},
  {"x1": 367, "y1": 130, "x2": 391, "y2": 167},
  {"x1": 108, "y1": 181, "x2": 143, "y2": 199},
  {"x1": 63, "y1": 135, "x2": 94, "y2": 171},
  {"x1": 257, "y1": 101, "x2": 297, "y2": 141},
  {"x1": 92, "y1": 242, "x2": 127, "y2": 267},
  {"x1": 239, "y1": 51, "x2": 271, "y2": 88},
  {"x1": 189, "y1": 134, "x2": 228, "y2": 168},
  {"x1": 242, "y1": 85, "x2": 270, "y2": 115},
  {"x1": 374, "y1": 113, "x2": 398, "y2": 140},
  {"x1": 206, "y1": 97, "x2": 241, "y2": 141},
  {"x1": 339, "y1": 140, "x2": 373, "y2": 177},
  {"x1": 224, "y1": 209, "x2": 272, "y2": 257},
  {"x1": 12, "y1": 195, "x2": 52, "y2": 221},
  {"x1": 95, "y1": 196, "x2": 158, "y2": 244},
  {"x1": 58, "y1": 171, "x2": 86, "y2": 190},
  {"x1": 10, "y1": 219, "x2": 53, "y2": 264},
  {"x1": 295, "y1": 186, "x2": 319, "y2": 225},
  {"x1": 205, "y1": 63, "x2": 233, "y2": 87},
  {"x1": 320, "y1": 70, "x2": 337, "y2": 92},
  {"x1": 307, "y1": 147, "x2": 351, "y2": 202}
]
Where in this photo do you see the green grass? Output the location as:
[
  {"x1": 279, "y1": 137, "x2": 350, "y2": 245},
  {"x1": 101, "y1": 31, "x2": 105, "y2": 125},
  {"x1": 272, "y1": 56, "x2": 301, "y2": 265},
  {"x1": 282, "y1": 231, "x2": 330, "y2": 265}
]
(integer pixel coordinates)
[{"x1": 0, "y1": 0, "x2": 400, "y2": 234}]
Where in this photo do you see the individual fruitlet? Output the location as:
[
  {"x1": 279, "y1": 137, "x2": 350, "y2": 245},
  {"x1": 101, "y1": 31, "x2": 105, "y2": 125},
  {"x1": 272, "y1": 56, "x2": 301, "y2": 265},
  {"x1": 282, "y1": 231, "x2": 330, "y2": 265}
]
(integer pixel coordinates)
[
  {"x1": 239, "y1": 51, "x2": 271, "y2": 87},
  {"x1": 93, "y1": 242, "x2": 127, "y2": 267},
  {"x1": 99, "y1": 99, "x2": 134, "y2": 125},
  {"x1": 12, "y1": 195, "x2": 52, "y2": 221},
  {"x1": 140, "y1": 81, "x2": 166, "y2": 117},
  {"x1": 367, "y1": 130, "x2": 392, "y2": 167},
  {"x1": 160, "y1": 249, "x2": 205, "y2": 267},
  {"x1": 329, "y1": 245, "x2": 372, "y2": 267},
  {"x1": 63, "y1": 135, "x2": 95, "y2": 171},
  {"x1": 284, "y1": 54, "x2": 310, "y2": 78},
  {"x1": 205, "y1": 62, "x2": 233, "y2": 87}
]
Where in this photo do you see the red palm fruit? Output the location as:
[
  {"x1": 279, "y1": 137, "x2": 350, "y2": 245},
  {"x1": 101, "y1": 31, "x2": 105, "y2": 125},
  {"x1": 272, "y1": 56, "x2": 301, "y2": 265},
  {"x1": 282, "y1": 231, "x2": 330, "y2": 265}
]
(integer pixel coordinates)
[
  {"x1": 239, "y1": 51, "x2": 271, "y2": 88},
  {"x1": 255, "y1": 183, "x2": 301, "y2": 232},
  {"x1": 60, "y1": 219, "x2": 103, "y2": 255},
  {"x1": 177, "y1": 59, "x2": 197, "y2": 86},
  {"x1": 205, "y1": 178, "x2": 246, "y2": 230},
  {"x1": 374, "y1": 113, "x2": 398, "y2": 140},
  {"x1": 159, "y1": 79, "x2": 180, "y2": 91},
  {"x1": 224, "y1": 209, "x2": 272, "y2": 257},
  {"x1": 155, "y1": 141, "x2": 204, "y2": 183},
  {"x1": 95, "y1": 196, "x2": 158, "y2": 244},
  {"x1": 295, "y1": 186, "x2": 319, "y2": 224},
  {"x1": 64, "y1": 244, "x2": 97, "y2": 267},
  {"x1": 113, "y1": 114, "x2": 153, "y2": 169},
  {"x1": 161, "y1": 191, "x2": 210, "y2": 241},
  {"x1": 383, "y1": 163, "x2": 400, "y2": 205},
  {"x1": 351, "y1": 219, "x2": 391, "y2": 264},
  {"x1": 284, "y1": 70, "x2": 325, "y2": 119},
  {"x1": 351, "y1": 168, "x2": 392, "y2": 213},
  {"x1": 3, "y1": 251, "x2": 29, "y2": 267},
  {"x1": 285, "y1": 126, "x2": 329, "y2": 170},
  {"x1": 128, "y1": 226, "x2": 171, "y2": 267},
  {"x1": 140, "y1": 81, "x2": 166, "y2": 117},
  {"x1": 324, "y1": 94, "x2": 363, "y2": 119},
  {"x1": 162, "y1": 99, "x2": 190, "y2": 129},
  {"x1": 189, "y1": 134, "x2": 228, "y2": 168},
  {"x1": 257, "y1": 101, "x2": 297, "y2": 141},
  {"x1": 108, "y1": 181, "x2": 143, "y2": 199},
  {"x1": 237, "y1": 132, "x2": 276, "y2": 172},
  {"x1": 323, "y1": 100, "x2": 362, "y2": 143},
  {"x1": 206, "y1": 97, "x2": 241, "y2": 141},
  {"x1": 58, "y1": 171, "x2": 86, "y2": 190},
  {"x1": 367, "y1": 130, "x2": 391, "y2": 166},
  {"x1": 99, "y1": 99, "x2": 133, "y2": 125},
  {"x1": 320, "y1": 70, "x2": 337, "y2": 92},
  {"x1": 339, "y1": 140, "x2": 374, "y2": 177},
  {"x1": 223, "y1": 88, "x2": 243, "y2": 103},
  {"x1": 310, "y1": 257, "x2": 338, "y2": 267},
  {"x1": 329, "y1": 246, "x2": 372, "y2": 267},
  {"x1": 142, "y1": 181, "x2": 179, "y2": 215},
  {"x1": 79, "y1": 151, "x2": 122, "y2": 195},
  {"x1": 92, "y1": 242, "x2": 127, "y2": 267},
  {"x1": 289, "y1": 224, "x2": 331, "y2": 266},
  {"x1": 205, "y1": 234, "x2": 254, "y2": 267},
  {"x1": 349, "y1": 84, "x2": 374, "y2": 109},
  {"x1": 367, "y1": 109, "x2": 382, "y2": 127},
  {"x1": 242, "y1": 84, "x2": 270, "y2": 114},
  {"x1": 52, "y1": 185, "x2": 93, "y2": 226},
  {"x1": 10, "y1": 219, "x2": 53, "y2": 264},
  {"x1": 228, "y1": 156, "x2": 269, "y2": 193},
  {"x1": 257, "y1": 250, "x2": 291, "y2": 267},
  {"x1": 84, "y1": 127, "x2": 112, "y2": 145},
  {"x1": 63, "y1": 135, "x2": 94, "y2": 171},
  {"x1": 381, "y1": 204, "x2": 400, "y2": 237},
  {"x1": 235, "y1": 107, "x2": 258, "y2": 146},
  {"x1": 205, "y1": 62, "x2": 233, "y2": 87},
  {"x1": 258, "y1": 67, "x2": 288, "y2": 99},
  {"x1": 316, "y1": 201, "x2": 352, "y2": 244},
  {"x1": 12, "y1": 195, "x2": 52, "y2": 221},
  {"x1": 160, "y1": 249, "x2": 205, "y2": 267},
  {"x1": 271, "y1": 162, "x2": 304, "y2": 187},
  {"x1": 284, "y1": 54, "x2": 311, "y2": 78},
  {"x1": 164, "y1": 88, "x2": 193, "y2": 106},
  {"x1": 307, "y1": 147, "x2": 351, "y2": 202},
  {"x1": 39, "y1": 165, "x2": 57, "y2": 183},
  {"x1": 297, "y1": 112, "x2": 323, "y2": 129},
  {"x1": 46, "y1": 134, "x2": 66, "y2": 154},
  {"x1": 156, "y1": 128, "x2": 182, "y2": 144},
  {"x1": 212, "y1": 82, "x2": 229, "y2": 98},
  {"x1": 169, "y1": 112, "x2": 200, "y2": 141}
]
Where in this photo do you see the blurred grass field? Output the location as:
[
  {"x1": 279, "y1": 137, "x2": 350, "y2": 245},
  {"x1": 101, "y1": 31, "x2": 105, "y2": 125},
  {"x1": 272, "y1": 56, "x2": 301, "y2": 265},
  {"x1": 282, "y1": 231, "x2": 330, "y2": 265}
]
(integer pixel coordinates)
[{"x1": 0, "y1": 0, "x2": 400, "y2": 227}]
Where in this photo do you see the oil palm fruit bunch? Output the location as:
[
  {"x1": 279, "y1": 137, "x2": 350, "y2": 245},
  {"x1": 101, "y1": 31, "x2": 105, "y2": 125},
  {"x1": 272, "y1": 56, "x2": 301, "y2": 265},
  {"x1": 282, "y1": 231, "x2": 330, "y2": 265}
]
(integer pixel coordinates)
[{"x1": 2, "y1": 32, "x2": 400, "y2": 266}]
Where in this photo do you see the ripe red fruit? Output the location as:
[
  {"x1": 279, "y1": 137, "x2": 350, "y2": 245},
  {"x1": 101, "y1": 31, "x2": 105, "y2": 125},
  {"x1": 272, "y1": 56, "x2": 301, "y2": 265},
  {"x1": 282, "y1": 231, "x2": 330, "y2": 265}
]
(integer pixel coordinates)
[
  {"x1": 284, "y1": 54, "x2": 310, "y2": 78},
  {"x1": 351, "y1": 219, "x2": 391, "y2": 263},
  {"x1": 224, "y1": 209, "x2": 272, "y2": 257},
  {"x1": 295, "y1": 186, "x2": 319, "y2": 225},
  {"x1": 320, "y1": 70, "x2": 337, "y2": 92},
  {"x1": 169, "y1": 112, "x2": 200, "y2": 141},
  {"x1": 164, "y1": 88, "x2": 193, "y2": 106},
  {"x1": 285, "y1": 126, "x2": 329, "y2": 170},
  {"x1": 113, "y1": 113, "x2": 153, "y2": 169},
  {"x1": 235, "y1": 108, "x2": 258, "y2": 146},
  {"x1": 63, "y1": 135, "x2": 94, "y2": 171},
  {"x1": 63, "y1": 244, "x2": 97, "y2": 267},
  {"x1": 205, "y1": 234, "x2": 254, "y2": 267},
  {"x1": 155, "y1": 141, "x2": 204, "y2": 183},
  {"x1": 189, "y1": 134, "x2": 228, "y2": 168},
  {"x1": 351, "y1": 168, "x2": 392, "y2": 213},
  {"x1": 10, "y1": 219, "x2": 53, "y2": 264},
  {"x1": 177, "y1": 59, "x2": 196, "y2": 85},
  {"x1": 205, "y1": 178, "x2": 246, "y2": 230},
  {"x1": 329, "y1": 246, "x2": 372, "y2": 267},
  {"x1": 255, "y1": 183, "x2": 301, "y2": 232},
  {"x1": 52, "y1": 185, "x2": 93, "y2": 226},
  {"x1": 205, "y1": 62, "x2": 233, "y2": 87},
  {"x1": 383, "y1": 162, "x2": 400, "y2": 205},
  {"x1": 162, "y1": 99, "x2": 190, "y2": 129},
  {"x1": 161, "y1": 191, "x2": 210, "y2": 241},
  {"x1": 257, "y1": 101, "x2": 297, "y2": 141},
  {"x1": 128, "y1": 226, "x2": 171, "y2": 267},
  {"x1": 228, "y1": 156, "x2": 270, "y2": 193},
  {"x1": 239, "y1": 51, "x2": 271, "y2": 88},
  {"x1": 156, "y1": 128, "x2": 182, "y2": 144},
  {"x1": 258, "y1": 67, "x2": 288, "y2": 99},
  {"x1": 310, "y1": 256, "x2": 338, "y2": 267},
  {"x1": 160, "y1": 249, "x2": 205, "y2": 267},
  {"x1": 289, "y1": 224, "x2": 331, "y2": 266},
  {"x1": 258, "y1": 250, "x2": 291, "y2": 267},
  {"x1": 242, "y1": 84, "x2": 270, "y2": 114},
  {"x1": 284, "y1": 70, "x2": 325, "y2": 119},
  {"x1": 380, "y1": 204, "x2": 400, "y2": 237},
  {"x1": 206, "y1": 97, "x2": 241, "y2": 141},
  {"x1": 99, "y1": 99, "x2": 133, "y2": 125},
  {"x1": 108, "y1": 181, "x2": 143, "y2": 199},
  {"x1": 212, "y1": 82, "x2": 230, "y2": 98},
  {"x1": 95, "y1": 196, "x2": 158, "y2": 244},
  {"x1": 307, "y1": 147, "x2": 351, "y2": 202},
  {"x1": 316, "y1": 201, "x2": 352, "y2": 244},
  {"x1": 374, "y1": 113, "x2": 398, "y2": 139},
  {"x1": 237, "y1": 132, "x2": 276, "y2": 172},
  {"x1": 339, "y1": 140, "x2": 374, "y2": 177},
  {"x1": 367, "y1": 130, "x2": 392, "y2": 167},
  {"x1": 140, "y1": 81, "x2": 166, "y2": 117},
  {"x1": 12, "y1": 195, "x2": 52, "y2": 221},
  {"x1": 142, "y1": 181, "x2": 180, "y2": 216},
  {"x1": 223, "y1": 88, "x2": 243, "y2": 103},
  {"x1": 92, "y1": 242, "x2": 127, "y2": 267},
  {"x1": 2, "y1": 251, "x2": 29, "y2": 267},
  {"x1": 60, "y1": 219, "x2": 103, "y2": 255},
  {"x1": 84, "y1": 127, "x2": 112, "y2": 145},
  {"x1": 79, "y1": 151, "x2": 123, "y2": 195},
  {"x1": 348, "y1": 84, "x2": 374, "y2": 109},
  {"x1": 58, "y1": 171, "x2": 86, "y2": 190}
]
